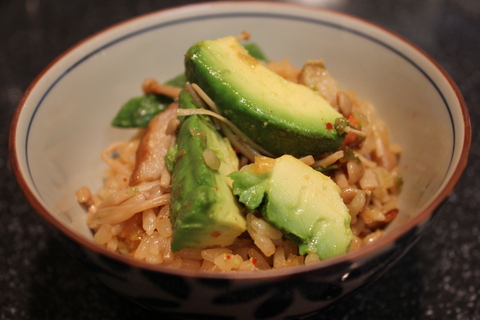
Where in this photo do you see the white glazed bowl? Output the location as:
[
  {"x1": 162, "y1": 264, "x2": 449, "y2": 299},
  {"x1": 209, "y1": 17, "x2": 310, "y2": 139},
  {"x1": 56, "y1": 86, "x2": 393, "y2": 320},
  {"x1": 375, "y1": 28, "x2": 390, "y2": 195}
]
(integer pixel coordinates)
[{"x1": 9, "y1": 2, "x2": 470, "y2": 319}]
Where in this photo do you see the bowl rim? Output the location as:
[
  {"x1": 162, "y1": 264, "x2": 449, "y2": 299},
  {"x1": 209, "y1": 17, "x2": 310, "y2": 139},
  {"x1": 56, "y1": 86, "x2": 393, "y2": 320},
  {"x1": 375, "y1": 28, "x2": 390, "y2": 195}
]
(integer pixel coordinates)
[{"x1": 9, "y1": 0, "x2": 472, "y2": 280}]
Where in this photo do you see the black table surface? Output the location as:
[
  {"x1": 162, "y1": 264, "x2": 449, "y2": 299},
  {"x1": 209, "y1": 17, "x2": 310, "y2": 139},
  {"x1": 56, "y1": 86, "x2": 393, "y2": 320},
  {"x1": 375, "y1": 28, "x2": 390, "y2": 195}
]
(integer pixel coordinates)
[{"x1": 1, "y1": 0, "x2": 479, "y2": 319}]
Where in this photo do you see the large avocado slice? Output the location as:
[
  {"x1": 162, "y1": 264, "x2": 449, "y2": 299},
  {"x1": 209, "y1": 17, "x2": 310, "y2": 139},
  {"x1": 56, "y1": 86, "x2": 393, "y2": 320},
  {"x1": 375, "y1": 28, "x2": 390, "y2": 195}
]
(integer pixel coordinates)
[
  {"x1": 169, "y1": 91, "x2": 246, "y2": 252},
  {"x1": 184, "y1": 36, "x2": 346, "y2": 157},
  {"x1": 230, "y1": 155, "x2": 353, "y2": 259}
]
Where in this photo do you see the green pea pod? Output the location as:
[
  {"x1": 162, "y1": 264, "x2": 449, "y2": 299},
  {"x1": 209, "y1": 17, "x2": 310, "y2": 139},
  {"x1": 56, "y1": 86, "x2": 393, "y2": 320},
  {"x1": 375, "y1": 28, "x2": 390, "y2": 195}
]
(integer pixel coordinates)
[
  {"x1": 243, "y1": 42, "x2": 268, "y2": 62},
  {"x1": 111, "y1": 43, "x2": 264, "y2": 128},
  {"x1": 111, "y1": 74, "x2": 186, "y2": 128}
]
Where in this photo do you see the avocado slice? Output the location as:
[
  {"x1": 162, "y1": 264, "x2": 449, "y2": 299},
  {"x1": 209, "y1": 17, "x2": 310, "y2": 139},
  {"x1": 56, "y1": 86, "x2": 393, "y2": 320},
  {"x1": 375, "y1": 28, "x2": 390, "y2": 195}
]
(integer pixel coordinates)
[
  {"x1": 169, "y1": 90, "x2": 246, "y2": 252},
  {"x1": 184, "y1": 36, "x2": 346, "y2": 157},
  {"x1": 229, "y1": 155, "x2": 353, "y2": 259}
]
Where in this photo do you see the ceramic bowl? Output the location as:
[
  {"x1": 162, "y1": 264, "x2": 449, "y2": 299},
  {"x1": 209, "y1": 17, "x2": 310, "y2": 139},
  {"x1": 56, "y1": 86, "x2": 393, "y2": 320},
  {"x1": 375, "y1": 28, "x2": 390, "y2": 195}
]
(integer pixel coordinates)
[{"x1": 9, "y1": 1, "x2": 471, "y2": 319}]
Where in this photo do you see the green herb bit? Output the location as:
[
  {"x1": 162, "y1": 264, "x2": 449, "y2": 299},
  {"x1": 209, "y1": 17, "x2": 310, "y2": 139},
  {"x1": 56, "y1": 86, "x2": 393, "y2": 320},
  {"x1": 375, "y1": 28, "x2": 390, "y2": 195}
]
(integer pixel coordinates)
[
  {"x1": 315, "y1": 164, "x2": 339, "y2": 173},
  {"x1": 126, "y1": 187, "x2": 139, "y2": 194},
  {"x1": 342, "y1": 148, "x2": 359, "y2": 161},
  {"x1": 334, "y1": 117, "x2": 354, "y2": 135}
]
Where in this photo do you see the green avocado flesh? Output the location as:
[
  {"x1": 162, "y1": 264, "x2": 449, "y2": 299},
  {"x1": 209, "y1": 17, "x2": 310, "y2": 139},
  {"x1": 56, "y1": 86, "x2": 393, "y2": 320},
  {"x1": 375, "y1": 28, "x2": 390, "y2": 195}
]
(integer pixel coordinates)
[
  {"x1": 169, "y1": 91, "x2": 246, "y2": 252},
  {"x1": 229, "y1": 155, "x2": 353, "y2": 259},
  {"x1": 184, "y1": 36, "x2": 346, "y2": 157}
]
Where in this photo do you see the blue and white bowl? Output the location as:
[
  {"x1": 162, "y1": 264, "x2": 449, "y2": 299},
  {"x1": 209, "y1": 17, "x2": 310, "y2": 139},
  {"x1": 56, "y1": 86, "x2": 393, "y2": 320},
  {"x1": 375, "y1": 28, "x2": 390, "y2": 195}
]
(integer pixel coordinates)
[{"x1": 9, "y1": 2, "x2": 471, "y2": 319}]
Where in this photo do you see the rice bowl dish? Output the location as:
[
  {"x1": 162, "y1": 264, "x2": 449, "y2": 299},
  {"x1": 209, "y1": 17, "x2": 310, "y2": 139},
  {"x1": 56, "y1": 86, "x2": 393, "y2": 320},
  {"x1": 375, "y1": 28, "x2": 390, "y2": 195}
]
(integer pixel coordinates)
[
  {"x1": 76, "y1": 32, "x2": 403, "y2": 272},
  {"x1": 9, "y1": 2, "x2": 470, "y2": 319}
]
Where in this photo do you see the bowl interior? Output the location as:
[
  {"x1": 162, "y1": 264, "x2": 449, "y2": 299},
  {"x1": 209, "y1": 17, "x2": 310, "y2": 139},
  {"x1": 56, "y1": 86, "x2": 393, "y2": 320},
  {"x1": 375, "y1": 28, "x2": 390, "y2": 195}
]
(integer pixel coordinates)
[{"x1": 12, "y1": 2, "x2": 468, "y2": 267}]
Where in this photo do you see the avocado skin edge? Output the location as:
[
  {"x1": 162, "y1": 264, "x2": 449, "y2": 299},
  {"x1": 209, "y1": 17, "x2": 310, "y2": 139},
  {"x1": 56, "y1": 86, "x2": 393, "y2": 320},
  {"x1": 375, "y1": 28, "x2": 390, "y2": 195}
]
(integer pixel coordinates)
[{"x1": 184, "y1": 39, "x2": 345, "y2": 158}]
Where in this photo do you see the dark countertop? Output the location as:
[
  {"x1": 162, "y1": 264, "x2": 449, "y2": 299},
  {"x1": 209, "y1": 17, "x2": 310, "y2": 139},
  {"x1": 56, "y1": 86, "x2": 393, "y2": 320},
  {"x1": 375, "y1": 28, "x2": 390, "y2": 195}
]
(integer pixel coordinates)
[{"x1": 1, "y1": 0, "x2": 479, "y2": 319}]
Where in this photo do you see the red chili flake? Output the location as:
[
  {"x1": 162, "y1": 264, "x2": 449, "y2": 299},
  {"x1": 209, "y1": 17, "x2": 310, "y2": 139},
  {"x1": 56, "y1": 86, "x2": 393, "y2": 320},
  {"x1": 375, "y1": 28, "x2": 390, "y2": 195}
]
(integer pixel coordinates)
[
  {"x1": 226, "y1": 255, "x2": 231, "y2": 260},
  {"x1": 347, "y1": 114, "x2": 358, "y2": 128},
  {"x1": 211, "y1": 232, "x2": 221, "y2": 238},
  {"x1": 251, "y1": 258, "x2": 258, "y2": 265},
  {"x1": 342, "y1": 132, "x2": 357, "y2": 145},
  {"x1": 123, "y1": 177, "x2": 128, "y2": 182},
  {"x1": 326, "y1": 122, "x2": 333, "y2": 130}
]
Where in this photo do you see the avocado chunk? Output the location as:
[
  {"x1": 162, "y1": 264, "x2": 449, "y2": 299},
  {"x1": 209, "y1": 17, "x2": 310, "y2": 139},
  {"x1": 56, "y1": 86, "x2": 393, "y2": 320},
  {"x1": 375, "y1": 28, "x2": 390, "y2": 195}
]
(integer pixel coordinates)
[
  {"x1": 169, "y1": 91, "x2": 246, "y2": 252},
  {"x1": 184, "y1": 36, "x2": 346, "y2": 157},
  {"x1": 229, "y1": 155, "x2": 353, "y2": 259}
]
